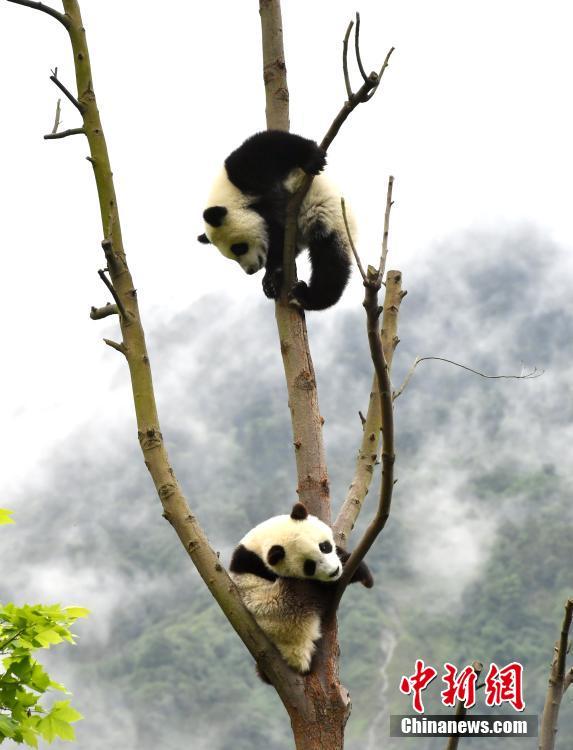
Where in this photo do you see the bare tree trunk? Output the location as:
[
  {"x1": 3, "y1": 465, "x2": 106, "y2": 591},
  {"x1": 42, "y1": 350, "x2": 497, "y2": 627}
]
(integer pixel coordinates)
[
  {"x1": 539, "y1": 599, "x2": 573, "y2": 750},
  {"x1": 259, "y1": 4, "x2": 348, "y2": 746}
]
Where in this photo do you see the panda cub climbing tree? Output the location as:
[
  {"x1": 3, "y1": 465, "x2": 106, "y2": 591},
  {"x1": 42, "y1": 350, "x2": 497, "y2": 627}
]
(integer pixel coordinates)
[
  {"x1": 198, "y1": 130, "x2": 356, "y2": 311},
  {"x1": 230, "y1": 502, "x2": 373, "y2": 680}
]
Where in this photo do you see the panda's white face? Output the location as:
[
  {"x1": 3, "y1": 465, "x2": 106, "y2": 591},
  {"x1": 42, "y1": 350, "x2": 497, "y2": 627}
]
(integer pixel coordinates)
[
  {"x1": 239, "y1": 506, "x2": 342, "y2": 583},
  {"x1": 199, "y1": 169, "x2": 268, "y2": 276}
]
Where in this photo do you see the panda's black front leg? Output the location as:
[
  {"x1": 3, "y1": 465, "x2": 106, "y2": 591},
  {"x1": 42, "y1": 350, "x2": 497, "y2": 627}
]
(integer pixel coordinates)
[
  {"x1": 336, "y1": 546, "x2": 374, "y2": 588},
  {"x1": 289, "y1": 224, "x2": 352, "y2": 311},
  {"x1": 261, "y1": 221, "x2": 285, "y2": 300}
]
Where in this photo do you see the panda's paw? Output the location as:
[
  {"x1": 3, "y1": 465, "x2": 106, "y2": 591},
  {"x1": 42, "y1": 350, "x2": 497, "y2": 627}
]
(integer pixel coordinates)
[
  {"x1": 288, "y1": 281, "x2": 308, "y2": 309},
  {"x1": 303, "y1": 145, "x2": 327, "y2": 176},
  {"x1": 262, "y1": 267, "x2": 283, "y2": 299}
]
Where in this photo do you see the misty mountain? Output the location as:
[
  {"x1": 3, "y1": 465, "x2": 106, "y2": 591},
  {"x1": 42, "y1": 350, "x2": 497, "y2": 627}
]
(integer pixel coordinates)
[{"x1": 1, "y1": 227, "x2": 571, "y2": 750}]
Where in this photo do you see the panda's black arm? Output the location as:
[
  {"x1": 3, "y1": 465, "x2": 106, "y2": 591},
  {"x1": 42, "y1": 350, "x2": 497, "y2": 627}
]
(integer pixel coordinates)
[
  {"x1": 225, "y1": 131, "x2": 326, "y2": 195},
  {"x1": 336, "y1": 546, "x2": 374, "y2": 588}
]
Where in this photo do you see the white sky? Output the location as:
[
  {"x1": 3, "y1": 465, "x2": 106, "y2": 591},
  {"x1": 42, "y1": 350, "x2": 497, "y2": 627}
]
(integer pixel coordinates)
[{"x1": 0, "y1": 0, "x2": 572, "y2": 489}]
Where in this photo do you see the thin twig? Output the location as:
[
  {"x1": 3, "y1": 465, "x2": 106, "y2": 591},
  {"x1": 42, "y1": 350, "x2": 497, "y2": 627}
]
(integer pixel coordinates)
[
  {"x1": 367, "y1": 46, "x2": 395, "y2": 100},
  {"x1": 90, "y1": 303, "x2": 118, "y2": 320},
  {"x1": 393, "y1": 357, "x2": 543, "y2": 400},
  {"x1": 49, "y1": 73, "x2": 83, "y2": 113},
  {"x1": 354, "y1": 13, "x2": 368, "y2": 82},
  {"x1": 342, "y1": 20, "x2": 354, "y2": 99},
  {"x1": 97, "y1": 269, "x2": 129, "y2": 322},
  {"x1": 0, "y1": 629, "x2": 25, "y2": 653},
  {"x1": 341, "y1": 197, "x2": 366, "y2": 281},
  {"x1": 379, "y1": 176, "x2": 394, "y2": 279},
  {"x1": 51, "y1": 98, "x2": 61, "y2": 134},
  {"x1": 44, "y1": 127, "x2": 85, "y2": 140},
  {"x1": 564, "y1": 668, "x2": 573, "y2": 694},
  {"x1": 5, "y1": 0, "x2": 70, "y2": 28},
  {"x1": 103, "y1": 338, "x2": 126, "y2": 355}
]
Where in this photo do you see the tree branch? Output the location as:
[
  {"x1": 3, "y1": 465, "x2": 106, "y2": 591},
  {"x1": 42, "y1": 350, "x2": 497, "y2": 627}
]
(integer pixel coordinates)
[
  {"x1": 259, "y1": 0, "x2": 289, "y2": 131},
  {"x1": 341, "y1": 197, "x2": 366, "y2": 281},
  {"x1": 44, "y1": 127, "x2": 85, "y2": 140},
  {"x1": 393, "y1": 357, "x2": 543, "y2": 400},
  {"x1": 563, "y1": 668, "x2": 573, "y2": 694},
  {"x1": 5, "y1": 0, "x2": 69, "y2": 28},
  {"x1": 11, "y1": 0, "x2": 306, "y2": 712},
  {"x1": 334, "y1": 269, "x2": 403, "y2": 545},
  {"x1": 342, "y1": 21, "x2": 354, "y2": 99},
  {"x1": 90, "y1": 303, "x2": 118, "y2": 320},
  {"x1": 259, "y1": 0, "x2": 332, "y2": 526},
  {"x1": 49, "y1": 72, "x2": 84, "y2": 113},
  {"x1": 354, "y1": 13, "x2": 368, "y2": 82},
  {"x1": 281, "y1": 24, "x2": 394, "y2": 298},
  {"x1": 51, "y1": 97, "x2": 61, "y2": 134},
  {"x1": 539, "y1": 598, "x2": 573, "y2": 750},
  {"x1": 379, "y1": 175, "x2": 394, "y2": 278},
  {"x1": 103, "y1": 338, "x2": 126, "y2": 355},
  {"x1": 332, "y1": 178, "x2": 397, "y2": 606},
  {"x1": 334, "y1": 178, "x2": 403, "y2": 546},
  {"x1": 97, "y1": 268, "x2": 129, "y2": 322}
]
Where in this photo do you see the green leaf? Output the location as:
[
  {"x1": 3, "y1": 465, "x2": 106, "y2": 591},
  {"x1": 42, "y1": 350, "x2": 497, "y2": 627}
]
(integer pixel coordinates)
[
  {"x1": 19, "y1": 726, "x2": 39, "y2": 748},
  {"x1": 33, "y1": 630, "x2": 63, "y2": 648},
  {"x1": 37, "y1": 714, "x2": 77, "y2": 742},
  {"x1": 0, "y1": 715, "x2": 17, "y2": 739},
  {"x1": 0, "y1": 508, "x2": 14, "y2": 525},
  {"x1": 63, "y1": 607, "x2": 89, "y2": 620},
  {"x1": 49, "y1": 701, "x2": 82, "y2": 724}
]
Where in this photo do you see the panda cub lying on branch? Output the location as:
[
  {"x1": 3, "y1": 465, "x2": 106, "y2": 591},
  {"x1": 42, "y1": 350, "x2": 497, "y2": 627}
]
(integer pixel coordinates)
[
  {"x1": 230, "y1": 502, "x2": 373, "y2": 679},
  {"x1": 198, "y1": 130, "x2": 356, "y2": 310}
]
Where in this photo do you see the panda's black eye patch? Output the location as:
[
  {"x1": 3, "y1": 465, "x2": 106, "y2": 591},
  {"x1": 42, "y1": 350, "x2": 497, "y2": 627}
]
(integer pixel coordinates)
[
  {"x1": 267, "y1": 545, "x2": 285, "y2": 566},
  {"x1": 304, "y1": 559, "x2": 317, "y2": 577},
  {"x1": 231, "y1": 242, "x2": 249, "y2": 256},
  {"x1": 319, "y1": 541, "x2": 333, "y2": 554}
]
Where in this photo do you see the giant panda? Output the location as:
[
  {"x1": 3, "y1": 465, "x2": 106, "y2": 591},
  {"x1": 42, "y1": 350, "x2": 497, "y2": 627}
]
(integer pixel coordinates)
[
  {"x1": 197, "y1": 130, "x2": 356, "y2": 311},
  {"x1": 230, "y1": 502, "x2": 373, "y2": 679}
]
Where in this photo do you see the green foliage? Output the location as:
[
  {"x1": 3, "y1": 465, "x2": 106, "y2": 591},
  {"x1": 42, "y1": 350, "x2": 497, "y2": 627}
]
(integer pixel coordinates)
[
  {"x1": 1, "y1": 516, "x2": 87, "y2": 746},
  {"x1": 0, "y1": 603, "x2": 87, "y2": 746}
]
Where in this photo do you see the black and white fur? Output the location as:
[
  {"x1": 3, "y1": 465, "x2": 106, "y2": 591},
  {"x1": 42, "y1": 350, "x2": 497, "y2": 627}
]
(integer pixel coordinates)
[
  {"x1": 230, "y1": 502, "x2": 373, "y2": 678},
  {"x1": 197, "y1": 131, "x2": 356, "y2": 311}
]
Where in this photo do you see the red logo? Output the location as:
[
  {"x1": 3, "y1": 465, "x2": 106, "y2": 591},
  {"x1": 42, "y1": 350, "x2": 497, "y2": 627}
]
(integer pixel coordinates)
[
  {"x1": 399, "y1": 660, "x2": 438, "y2": 714},
  {"x1": 400, "y1": 661, "x2": 525, "y2": 713},
  {"x1": 484, "y1": 662, "x2": 525, "y2": 711}
]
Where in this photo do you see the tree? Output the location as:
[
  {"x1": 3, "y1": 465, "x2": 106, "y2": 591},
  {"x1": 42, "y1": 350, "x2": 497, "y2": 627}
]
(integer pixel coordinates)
[
  {"x1": 3, "y1": 2, "x2": 559, "y2": 750},
  {"x1": 0, "y1": 512, "x2": 86, "y2": 746},
  {"x1": 4, "y1": 1, "x2": 400, "y2": 745}
]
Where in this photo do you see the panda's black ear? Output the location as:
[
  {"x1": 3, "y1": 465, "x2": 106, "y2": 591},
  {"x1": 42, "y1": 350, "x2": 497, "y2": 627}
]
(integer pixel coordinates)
[
  {"x1": 203, "y1": 205, "x2": 228, "y2": 227},
  {"x1": 290, "y1": 503, "x2": 308, "y2": 521},
  {"x1": 267, "y1": 545, "x2": 285, "y2": 566},
  {"x1": 197, "y1": 233, "x2": 211, "y2": 244}
]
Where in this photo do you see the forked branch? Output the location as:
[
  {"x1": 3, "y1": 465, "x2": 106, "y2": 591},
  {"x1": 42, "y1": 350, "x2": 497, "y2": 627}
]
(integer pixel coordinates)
[
  {"x1": 332, "y1": 177, "x2": 397, "y2": 606},
  {"x1": 282, "y1": 15, "x2": 394, "y2": 297},
  {"x1": 335, "y1": 179, "x2": 404, "y2": 545}
]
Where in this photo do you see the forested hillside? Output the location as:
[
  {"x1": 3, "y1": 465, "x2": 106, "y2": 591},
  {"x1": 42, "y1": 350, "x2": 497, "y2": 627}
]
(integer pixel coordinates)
[{"x1": 2, "y1": 229, "x2": 571, "y2": 749}]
